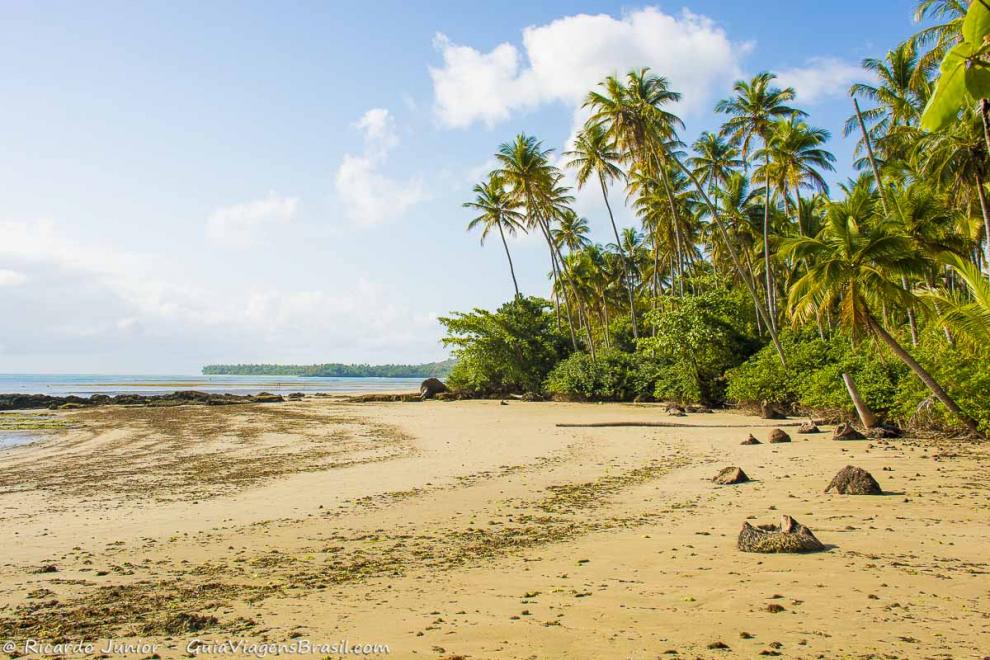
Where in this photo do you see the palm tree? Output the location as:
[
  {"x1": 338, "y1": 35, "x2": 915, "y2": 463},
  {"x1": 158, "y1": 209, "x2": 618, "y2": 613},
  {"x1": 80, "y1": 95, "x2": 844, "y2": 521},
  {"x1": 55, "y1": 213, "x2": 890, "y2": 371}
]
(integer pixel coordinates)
[
  {"x1": 565, "y1": 121, "x2": 640, "y2": 336},
  {"x1": 717, "y1": 72, "x2": 804, "y2": 330},
  {"x1": 923, "y1": 252, "x2": 990, "y2": 348},
  {"x1": 691, "y1": 131, "x2": 742, "y2": 203},
  {"x1": 463, "y1": 172, "x2": 527, "y2": 298},
  {"x1": 910, "y1": 0, "x2": 966, "y2": 83},
  {"x1": 552, "y1": 209, "x2": 592, "y2": 254},
  {"x1": 783, "y1": 206, "x2": 984, "y2": 437}
]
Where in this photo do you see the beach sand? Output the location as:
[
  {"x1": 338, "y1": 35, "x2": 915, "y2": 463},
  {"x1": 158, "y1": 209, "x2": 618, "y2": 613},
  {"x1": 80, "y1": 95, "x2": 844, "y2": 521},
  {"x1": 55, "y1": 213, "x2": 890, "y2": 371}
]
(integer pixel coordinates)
[{"x1": 0, "y1": 398, "x2": 987, "y2": 657}]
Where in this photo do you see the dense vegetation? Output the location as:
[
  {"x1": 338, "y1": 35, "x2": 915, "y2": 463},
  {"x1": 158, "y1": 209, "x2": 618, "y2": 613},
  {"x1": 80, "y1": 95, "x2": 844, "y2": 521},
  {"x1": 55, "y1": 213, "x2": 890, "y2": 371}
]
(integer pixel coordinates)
[
  {"x1": 448, "y1": 1, "x2": 990, "y2": 437},
  {"x1": 202, "y1": 360, "x2": 454, "y2": 378}
]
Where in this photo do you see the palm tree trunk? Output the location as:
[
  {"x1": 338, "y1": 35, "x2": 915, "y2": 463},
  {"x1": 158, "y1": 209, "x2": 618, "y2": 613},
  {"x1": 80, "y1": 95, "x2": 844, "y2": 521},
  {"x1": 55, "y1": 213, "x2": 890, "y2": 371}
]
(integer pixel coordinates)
[
  {"x1": 599, "y1": 175, "x2": 639, "y2": 338},
  {"x1": 538, "y1": 220, "x2": 577, "y2": 350},
  {"x1": 671, "y1": 157, "x2": 786, "y2": 366},
  {"x1": 867, "y1": 314, "x2": 984, "y2": 438},
  {"x1": 974, "y1": 170, "x2": 990, "y2": 276},
  {"x1": 842, "y1": 372, "x2": 878, "y2": 428},
  {"x1": 762, "y1": 151, "x2": 776, "y2": 332},
  {"x1": 853, "y1": 97, "x2": 889, "y2": 215},
  {"x1": 496, "y1": 221, "x2": 521, "y2": 299},
  {"x1": 981, "y1": 98, "x2": 990, "y2": 158}
]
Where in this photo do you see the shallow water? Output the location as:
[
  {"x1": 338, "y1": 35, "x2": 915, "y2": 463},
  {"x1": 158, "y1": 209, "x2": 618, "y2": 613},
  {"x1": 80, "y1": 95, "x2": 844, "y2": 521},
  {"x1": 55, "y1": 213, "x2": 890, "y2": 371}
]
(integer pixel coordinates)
[
  {"x1": 0, "y1": 431, "x2": 40, "y2": 450},
  {"x1": 0, "y1": 374, "x2": 424, "y2": 396}
]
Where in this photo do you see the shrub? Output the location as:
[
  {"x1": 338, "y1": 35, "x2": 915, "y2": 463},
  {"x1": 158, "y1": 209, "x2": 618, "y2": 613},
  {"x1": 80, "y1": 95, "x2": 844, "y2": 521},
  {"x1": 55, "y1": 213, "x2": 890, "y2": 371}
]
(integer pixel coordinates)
[
  {"x1": 544, "y1": 349, "x2": 639, "y2": 401},
  {"x1": 440, "y1": 297, "x2": 570, "y2": 395}
]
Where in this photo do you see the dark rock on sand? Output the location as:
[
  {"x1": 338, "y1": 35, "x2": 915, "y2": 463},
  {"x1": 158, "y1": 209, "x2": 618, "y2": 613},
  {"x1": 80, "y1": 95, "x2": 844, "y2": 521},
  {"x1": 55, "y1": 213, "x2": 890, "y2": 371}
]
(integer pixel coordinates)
[
  {"x1": 713, "y1": 467, "x2": 750, "y2": 484},
  {"x1": 865, "y1": 425, "x2": 902, "y2": 439},
  {"x1": 760, "y1": 400, "x2": 786, "y2": 420},
  {"x1": 797, "y1": 421, "x2": 820, "y2": 434},
  {"x1": 768, "y1": 428, "x2": 791, "y2": 443},
  {"x1": 738, "y1": 514, "x2": 825, "y2": 553},
  {"x1": 741, "y1": 434, "x2": 762, "y2": 445},
  {"x1": 833, "y1": 423, "x2": 866, "y2": 440},
  {"x1": 0, "y1": 390, "x2": 288, "y2": 411},
  {"x1": 521, "y1": 391, "x2": 544, "y2": 402},
  {"x1": 825, "y1": 465, "x2": 882, "y2": 495},
  {"x1": 419, "y1": 378, "x2": 448, "y2": 400}
]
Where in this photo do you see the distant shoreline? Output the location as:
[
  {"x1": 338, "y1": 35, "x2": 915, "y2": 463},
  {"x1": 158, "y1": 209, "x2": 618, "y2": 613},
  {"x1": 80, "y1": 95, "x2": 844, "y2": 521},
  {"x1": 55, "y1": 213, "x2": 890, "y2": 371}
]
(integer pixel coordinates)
[{"x1": 202, "y1": 359, "x2": 453, "y2": 379}]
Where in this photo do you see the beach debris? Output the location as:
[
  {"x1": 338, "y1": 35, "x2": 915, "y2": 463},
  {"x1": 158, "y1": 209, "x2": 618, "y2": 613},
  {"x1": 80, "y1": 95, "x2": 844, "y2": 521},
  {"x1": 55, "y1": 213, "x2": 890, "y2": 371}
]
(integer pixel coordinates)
[
  {"x1": 713, "y1": 467, "x2": 750, "y2": 485},
  {"x1": 521, "y1": 391, "x2": 543, "y2": 402},
  {"x1": 32, "y1": 564, "x2": 58, "y2": 574},
  {"x1": 833, "y1": 423, "x2": 866, "y2": 440},
  {"x1": 500, "y1": 400, "x2": 508, "y2": 406},
  {"x1": 760, "y1": 400, "x2": 786, "y2": 419},
  {"x1": 738, "y1": 515, "x2": 825, "y2": 553},
  {"x1": 797, "y1": 421, "x2": 820, "y2": 434},
  {"x1": 707, "y1": 641, "x2": 730, "y2": 650},
  {"x1": 152, "y1": 612, "x2": 219, "y2": 635},
  {"x1": 665, "y1": 403, "x2": 687, "y2": 416},
  {"x1": 768, "y1": 428, "x2": 791, "y2": 443},
  {"x1": 741, "y1": 434, "x2": 762, "y2": 445},
  {"x1": 687, "y1": 404, "x2": 713, "y2": 413},
  {"x1": 419, "y1": 378, "x2": 448, "y2": 400},
  {"x1": 765, "y1": 603, "x2": 786, "y2": 613},
  {"x1": 825, "y1": 465, "x2": 882, "y2": 495},
  {"x1": 0, "y1": 390, "x2": 290, "y2": 411},
  {"x1": 865, "y1": 426, "x2": 902, "y2": 439}
]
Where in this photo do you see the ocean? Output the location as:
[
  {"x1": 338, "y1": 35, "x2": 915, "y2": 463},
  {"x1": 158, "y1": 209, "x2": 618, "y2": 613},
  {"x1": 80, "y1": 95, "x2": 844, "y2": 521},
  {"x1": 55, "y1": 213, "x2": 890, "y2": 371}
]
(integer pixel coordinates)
[{"x1": 0, "y1": 373, "x2": 425, "y2": 397}]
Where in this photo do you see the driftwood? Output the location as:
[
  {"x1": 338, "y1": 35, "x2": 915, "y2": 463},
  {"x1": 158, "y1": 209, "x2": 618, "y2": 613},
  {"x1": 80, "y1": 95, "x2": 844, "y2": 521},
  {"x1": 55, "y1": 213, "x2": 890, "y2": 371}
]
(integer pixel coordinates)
[
  {"x1": 738, "y1": 515, "x2": 825, "y2": 553},
  {"x1": 825, "y1": 465, "x2": 882, "y2": 495},
  {"x1": 556, "y1": 421, "x2": 802, "y2": 429}
]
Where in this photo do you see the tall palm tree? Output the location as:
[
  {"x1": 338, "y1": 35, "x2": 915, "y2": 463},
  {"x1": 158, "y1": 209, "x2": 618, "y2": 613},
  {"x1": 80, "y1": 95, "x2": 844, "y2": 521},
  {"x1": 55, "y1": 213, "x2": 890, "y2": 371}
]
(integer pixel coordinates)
[
  {"x1": 565, "y1": 121, "x2": 640, "y2": 337},
  {"x1": 463, "y1": 172, "x2": 527, "y2": 298},
  {"x1": 783, "y1": 206, "x2": 984, "y2": 438},
  {"x1": 717, "y1": 72, "x2": 804, "y2": 330},
  {"x1": 691, "y1": 131, "x2": 743, "y2": 203},
  {"x1": 552, "y1": 209, "x2": 592, "y2": 254},
  {"x1": 910, "y1": 0, "x2": 966, "y2": 83}
]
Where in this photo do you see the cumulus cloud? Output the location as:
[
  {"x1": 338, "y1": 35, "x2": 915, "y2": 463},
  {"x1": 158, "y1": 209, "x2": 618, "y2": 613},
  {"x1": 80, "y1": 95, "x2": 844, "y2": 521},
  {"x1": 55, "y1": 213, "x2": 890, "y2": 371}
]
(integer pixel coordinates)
[
  {"x1": 776, "y1": 57, "x2": 862, "y2": 104},
  {"x1": 206, "y1": 192, "x2": 298, "y2": 247},
  {"x1": 429, "y1": 7, "x2": 748, "y2": 128},
  {"x1": 0, "y1": 269, "x2": 27, "y2": 287},
  {"x1": 334, "y1": 108, "x2": 428, "y2": 226}
]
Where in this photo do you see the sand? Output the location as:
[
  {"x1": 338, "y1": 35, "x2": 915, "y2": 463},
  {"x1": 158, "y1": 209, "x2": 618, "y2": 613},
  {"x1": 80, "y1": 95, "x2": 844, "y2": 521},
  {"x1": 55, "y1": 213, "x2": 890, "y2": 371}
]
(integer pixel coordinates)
[{"x1": 0, "y1": 397, "x2": 987, "y2": 657}]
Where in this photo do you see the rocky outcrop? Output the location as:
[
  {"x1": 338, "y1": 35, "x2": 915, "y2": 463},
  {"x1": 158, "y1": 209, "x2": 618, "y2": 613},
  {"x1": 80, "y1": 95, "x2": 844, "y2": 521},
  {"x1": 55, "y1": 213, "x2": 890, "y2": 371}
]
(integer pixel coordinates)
[
  {"x1": 419, "y1": 378, "x2": 449, "y2": 400},
  {"x1": 833, "y1": 423, "x2": 866, "y2": 441},
  {"x1": 768, "y1": 428, "x2": 791, "y2": 443},
  {"x1": 741, "y1": 434, "x2": 762, "y2": 445},
  {"x1": 738, "y1": 515, "x2": 825, "y2": 553},
  {"x1": 760, "y1": 400, "x2": 786, "y2": 420},
  {"x1": 825, "y1": 465, "x2": 882, "y2": 495},
  {"x1": 713, "y1": 467, "x2": 750, "y2": 484},
  {"x1": 865, "y1": 426, "x2": 902, "y2": 439},
  {"x1": 797, "y1": 421, "x2": 820, "y2": 434},
  {"x1": 0, "y1": 391, "x2": 284, "y2": 411}
]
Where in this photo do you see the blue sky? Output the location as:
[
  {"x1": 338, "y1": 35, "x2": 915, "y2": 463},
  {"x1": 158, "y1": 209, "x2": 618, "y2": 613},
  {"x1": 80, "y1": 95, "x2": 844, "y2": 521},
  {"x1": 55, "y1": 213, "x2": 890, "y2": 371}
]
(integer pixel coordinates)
[{"x1": 0, "y1": 1, "x2": 923, "y2": 373}]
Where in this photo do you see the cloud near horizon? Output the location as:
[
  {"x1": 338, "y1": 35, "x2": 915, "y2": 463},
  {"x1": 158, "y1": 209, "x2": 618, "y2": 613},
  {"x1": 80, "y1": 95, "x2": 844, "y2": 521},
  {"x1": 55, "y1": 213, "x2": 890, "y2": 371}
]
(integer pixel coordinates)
[
  {"x1": 776, "y1": 57, "x2": 863, "y2": 104},
  {"x1": 429, "y1": 6, "x2": 749, "y2": 129},
  {"x1": 334, "y1": 108, "x2": 429, "y2": 227}
]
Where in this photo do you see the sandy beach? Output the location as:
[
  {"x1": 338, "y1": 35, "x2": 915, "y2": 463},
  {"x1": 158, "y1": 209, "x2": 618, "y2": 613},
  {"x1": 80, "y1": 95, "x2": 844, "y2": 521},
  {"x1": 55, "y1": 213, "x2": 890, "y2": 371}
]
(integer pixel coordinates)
[{"x1": 0, "y1": 397, "x2": 988, "y2": 658}]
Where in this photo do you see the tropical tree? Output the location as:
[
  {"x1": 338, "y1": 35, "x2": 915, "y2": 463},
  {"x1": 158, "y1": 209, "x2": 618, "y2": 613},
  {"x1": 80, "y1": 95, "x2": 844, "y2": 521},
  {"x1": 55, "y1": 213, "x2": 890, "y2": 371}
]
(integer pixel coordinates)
[
  {"x1": 463, "y1": 172, "x2": 528, "y2": 298},
  {"x1": 717, "y1": 72, "x2": 804, "y2": 329},
  {"x1": 783, "y1": 206, "x2": 985, "y2": 437}
]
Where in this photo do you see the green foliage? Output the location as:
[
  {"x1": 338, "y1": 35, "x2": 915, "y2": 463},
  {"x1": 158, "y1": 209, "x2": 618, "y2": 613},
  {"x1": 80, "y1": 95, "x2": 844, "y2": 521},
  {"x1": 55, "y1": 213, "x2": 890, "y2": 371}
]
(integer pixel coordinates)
[
  {"x1": 544, "y1": 349, "x2": 639, "y2": 401},
  {"x1": 637, "y1": 284, "x2": 760, "y2": 404},
  {"x1": 439, "y1": 297, "x2": 570, "y2": 394},
  {"x1": 202, "y1": 360, "x2": 454, "y2": 378}
]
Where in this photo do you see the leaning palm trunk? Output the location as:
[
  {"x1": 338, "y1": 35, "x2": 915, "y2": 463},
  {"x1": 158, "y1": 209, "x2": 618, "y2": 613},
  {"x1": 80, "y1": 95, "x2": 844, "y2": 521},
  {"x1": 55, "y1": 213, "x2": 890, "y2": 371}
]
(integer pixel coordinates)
[
  {"x1": 496, "y1": 221, "x2": 521, "y2": 299},
  {"x1": 762, "y1": 151, "x2": 776, "y2": 331},
  {"x1": 974, "y1": 171, "x2": 990, "y2": 276},
  {"x1": 867, "y1": 314, "x2": 983, "y2": 438},
  {"x1": 842, "y1": 372, "x2": 878, "y2": 429},
  {"x1": 599, "y1": 175, "x2": 639, "y2": 338},
  {"x1": 537, "y1": 220, "x2": 578, "y2": 350},
  {"x1": 671, "y1": 158, "x2": 787, "y2": 366}
]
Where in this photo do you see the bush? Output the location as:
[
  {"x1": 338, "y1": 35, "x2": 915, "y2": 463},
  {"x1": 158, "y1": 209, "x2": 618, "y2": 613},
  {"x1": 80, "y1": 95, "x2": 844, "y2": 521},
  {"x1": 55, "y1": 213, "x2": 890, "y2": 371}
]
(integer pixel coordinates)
[
  {"x1": 440, "y1": 297, "x2": 570, "y2": 395},
  {"x1": 544, "y1": 349, "x2": 640, "y2": 401}
]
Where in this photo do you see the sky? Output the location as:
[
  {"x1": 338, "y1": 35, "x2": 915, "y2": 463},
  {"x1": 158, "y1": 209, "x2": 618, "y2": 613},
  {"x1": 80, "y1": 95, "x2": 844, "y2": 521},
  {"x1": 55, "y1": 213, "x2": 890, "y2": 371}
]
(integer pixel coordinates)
[{"x1": 0, "y1": 0, "x2": 924, "y2": 374}]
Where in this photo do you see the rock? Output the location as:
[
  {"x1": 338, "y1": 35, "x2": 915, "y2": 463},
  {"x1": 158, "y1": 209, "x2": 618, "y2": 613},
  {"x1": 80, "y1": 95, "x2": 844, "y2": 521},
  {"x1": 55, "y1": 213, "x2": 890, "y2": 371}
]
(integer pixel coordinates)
[
  {"x1": 833, "y1": 423, "x2": 865, "y2": 441},
  {"x1": 419, "y1": 378, "x2": 449, "y2": 400},
  {"x1": 286, "y1": 392, "x2": 305, "y2": 400},
  {"x1": 760, "y1": 400, "x2": 786, "y2": 420},
  {"x1": 741, "y1": 434, "x2": 762, "y2": 445},
  {"x1": 33, "y1": 564, "x2": 58, "y2": 574},
  {"x1": 665, "y1": 403, "x2": 686, "y2": 415},
  {"x1": 500, "y1": 400, "x2": 508, "y2": 406},
  {"x1": 737, "y1": 515, "x2": 825, "y2": 553},
  {"x1": 768, "y1": 428, "x2": 791, "y2": 443},
  {"x1": 687, "y1": 404, "x2": 713, "y2": 413},
  {"x1": 865, "y1": 426, "x2": 901, "y2": 439},
  {"x1": 251, "y1": 392, "x2": 284, "y2": 403},
  {"x1": 797, "y1": 421, "x2": 820, "y2": 434},
  {"x1": 521, "y1": 391, "x2": 543, "y2": 402},
  {"x1": 825, "y1": 465, "x2": 882, "y2": 495},
  {"x1": 58, "y1": 402, "x2": 86, "y2": 410},
  {"x1": 713, "y1": 467, "x2": 750, "y2": 485}
]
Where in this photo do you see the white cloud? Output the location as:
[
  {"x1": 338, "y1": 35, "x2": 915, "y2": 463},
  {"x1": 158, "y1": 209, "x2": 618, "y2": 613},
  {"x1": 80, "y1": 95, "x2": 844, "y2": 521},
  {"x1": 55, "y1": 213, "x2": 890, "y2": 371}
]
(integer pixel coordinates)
[
  {"x1": 777, "y1": 57, "x2": 862, "y2": 104},
  {"x1": 429, "y1": 7, "x2": 748, "y2": 128},
  {"x1": 0, "y1": 269, "x2": 27, "y2": 287},
  {"x1": 206, "y1": 192, "x2": 298, "y2": 247},
  {"x1": 334, "y1": 108, "x2": 428, "y2": 226}
]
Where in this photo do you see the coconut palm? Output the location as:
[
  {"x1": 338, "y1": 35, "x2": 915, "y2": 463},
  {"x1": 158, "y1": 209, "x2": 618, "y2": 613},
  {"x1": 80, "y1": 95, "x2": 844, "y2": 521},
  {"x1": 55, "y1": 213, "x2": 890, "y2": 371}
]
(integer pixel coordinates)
[
  {"x1": 717, "y1": 72, "x2": 805, "y2": 330},
  {"x1": 565, "y1": 121, "x2": 640, "y2": 336},
  {"x1": 783, "y1": 205, "x2": 984, "y2": 437},
  {"x1": 463, "y1": 172, "x2": 527, "y2": 298},
  {"x1": 910, "y1": 0, "x2": 966, "y2": 82},
  {"x1": 552, "y1": 210, "x2": 592, "y2": 254},
  {"x1": 923, "y1": 252, "x2": 990, "y2": 348},
  {"x1": 691, "y1": 132, "x2": 743, "y2": 203}
]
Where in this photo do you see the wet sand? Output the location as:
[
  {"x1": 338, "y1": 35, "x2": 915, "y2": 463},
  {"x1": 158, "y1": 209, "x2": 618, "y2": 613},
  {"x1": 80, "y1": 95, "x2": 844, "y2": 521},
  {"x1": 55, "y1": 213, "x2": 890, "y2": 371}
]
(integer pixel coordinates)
[{"x1": 0, "y1": 397, "x2": 987, "y2": 657}]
